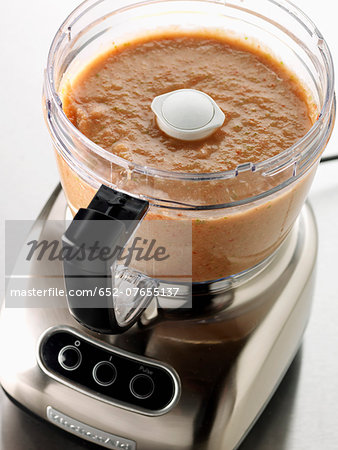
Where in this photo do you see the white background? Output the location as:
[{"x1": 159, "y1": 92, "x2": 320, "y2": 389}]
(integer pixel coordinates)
[
  {"x1": 0, "y1": 1, "x2": 338, "y2": 449},
  {"x1": 0, "y1": 0, "x2": 337, "y2": 221}
]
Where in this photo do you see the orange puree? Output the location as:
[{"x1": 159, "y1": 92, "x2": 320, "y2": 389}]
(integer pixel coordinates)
[
  {"x1": 63, "y1": 33, "x2": 313, "y2": 173},
  {"x1": 57, "y1": 32, "x2": 317, "y2": 282}
]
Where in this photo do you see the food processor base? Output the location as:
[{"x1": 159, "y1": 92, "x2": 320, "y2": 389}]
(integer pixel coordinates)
[{"x1": 0, "y1": 186, "x2": 317, "y2": 450}]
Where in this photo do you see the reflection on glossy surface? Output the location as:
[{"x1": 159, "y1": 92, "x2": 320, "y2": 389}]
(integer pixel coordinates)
[
  {"x1": 0, "y1": 390, "x2": 99, "y2": 450},
  {"x1": 0, "y1": 186, "x2": 317, "y2": 450},
  {"x1": 239, "y1": 348, "x2": 302, "y2": 450},
  {"x1": 0, "y1": 349, "x2": 302, "y2": 450}
]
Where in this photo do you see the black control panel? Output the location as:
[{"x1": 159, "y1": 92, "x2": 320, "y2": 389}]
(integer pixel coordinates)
[{"x1": 39, "y1": 329, "x2": 179, "y2": 414}]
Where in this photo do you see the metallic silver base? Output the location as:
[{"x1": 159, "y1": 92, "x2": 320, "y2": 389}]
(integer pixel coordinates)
[{"x1": 0, "y1": 186, "x2": 318, "y2": 450}]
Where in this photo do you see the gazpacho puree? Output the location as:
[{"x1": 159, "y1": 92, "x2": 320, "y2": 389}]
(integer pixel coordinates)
[{"x1": 57, "y1": 30, "x2": 317, "y2": 282}]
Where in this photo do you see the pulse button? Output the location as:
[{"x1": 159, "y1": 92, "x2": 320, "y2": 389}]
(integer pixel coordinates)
[
  {"x1": 129, "y1": 374, "x2": 155, "y2": 399},
  {"x1": 58, "y1": 345, "x2": 82, "y2": 371},
  {"x1": 93, "y1": 361, "x2": 117, "y2": 387}
]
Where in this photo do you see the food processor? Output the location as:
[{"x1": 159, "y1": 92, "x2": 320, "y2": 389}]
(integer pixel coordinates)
[{"x1": 0, "y1": 0, "x2": 335, "y2": 449}]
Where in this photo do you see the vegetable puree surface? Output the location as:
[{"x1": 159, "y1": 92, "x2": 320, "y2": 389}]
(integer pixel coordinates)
[
  {"x1": 63, "y1": 33, "x2": 314, "y2": 173},
  {"x1": 58, "y1": 32, "x2": 317, "y2": 282}
]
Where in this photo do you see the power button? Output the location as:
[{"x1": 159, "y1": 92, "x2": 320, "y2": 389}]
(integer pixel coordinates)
[{"x1": 58, "y1": 345, "x2": 82, "y2": 371}]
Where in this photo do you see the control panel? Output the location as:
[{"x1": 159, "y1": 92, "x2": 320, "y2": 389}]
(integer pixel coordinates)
[{"x1": 39, "y1": 328, "x2": 179, "y2": 415}]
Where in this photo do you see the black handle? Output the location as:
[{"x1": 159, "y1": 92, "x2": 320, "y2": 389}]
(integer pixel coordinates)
[{"x1": 62, "y1": 185, "x2": 149, "y2": 334}]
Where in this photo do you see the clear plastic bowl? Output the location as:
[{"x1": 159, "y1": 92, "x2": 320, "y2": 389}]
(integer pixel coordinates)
[{"x1": 43, "y1": 0, "x2": 335, "y2": 286}]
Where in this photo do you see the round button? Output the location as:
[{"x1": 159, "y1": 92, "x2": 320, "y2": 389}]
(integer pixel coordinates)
[
  {"x1": 92, "y1": 361, "x2": 117, "y2": 387},
  {"x1": 129, "y1": 374, "x2": 155, "y2": 400},
  {"x1": 58, "y1": 345, "x2": 82, "y2": 371}
]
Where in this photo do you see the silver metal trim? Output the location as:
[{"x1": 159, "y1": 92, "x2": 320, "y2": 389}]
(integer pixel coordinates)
[
  {"x1": 58, "y1": 345, "x2": 82, "y2": 371},
  {"x1": 92, "y1": 361, "x2": 117, "y2": 387},
  {"x1": 46, "y1": 406, "x2": 136, "y2": 450},
  {"x1": 129, "y1": 374, "x2": 155, "y2": 400},
  {"x1": 37, "y1": 325, "x2": 181, "y2": 417}
]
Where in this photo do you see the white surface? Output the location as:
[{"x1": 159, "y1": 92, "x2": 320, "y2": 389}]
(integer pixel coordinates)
[
  {"x1": 0, "y1": 0, "x2": 336, "y2": 221},
  {"x1": 161, "y1": 90, "x2": 215, "y2": 129},
  {"x1": 0, "y1": 0, "x2": 336, "y2": 215},
  {"x1": 152, "y1": 89, "x2": 225, "y2": 140},
  {"x1": 0, "y1": 1, "x2": 338, "y2": 448},
  {"x1": 0, "y1": 0, "x2": 80, "y2": 299},
  {"x1": 0, "y1": 0, "x2": 338, "y2": 219}
]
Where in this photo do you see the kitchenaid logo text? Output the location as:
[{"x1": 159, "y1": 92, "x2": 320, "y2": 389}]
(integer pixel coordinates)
[
  {"x1": 47, "y1": 407, "x2": 136, "y2": 450},
  {"x1": 26, "y1": 237, "x2": 170, "y2": 266}
]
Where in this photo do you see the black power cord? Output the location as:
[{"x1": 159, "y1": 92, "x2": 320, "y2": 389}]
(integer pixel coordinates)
[{"x1": 320, "y1": 154, "x2": 338, "y2": 163}]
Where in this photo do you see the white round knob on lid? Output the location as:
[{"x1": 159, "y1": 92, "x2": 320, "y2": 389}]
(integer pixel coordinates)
[{"x1": 151, "y1": 89, "x2": 225, "y2": 141}]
